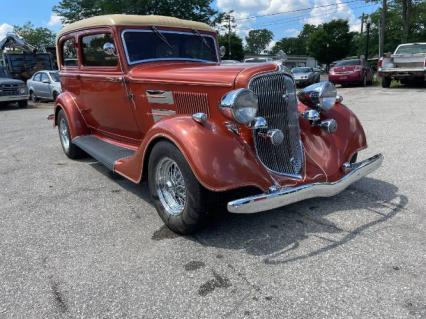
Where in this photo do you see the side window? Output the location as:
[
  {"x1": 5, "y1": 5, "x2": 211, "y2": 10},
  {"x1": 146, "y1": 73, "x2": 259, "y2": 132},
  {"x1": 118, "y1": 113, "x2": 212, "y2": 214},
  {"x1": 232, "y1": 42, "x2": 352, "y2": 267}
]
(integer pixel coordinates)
[
  {"x1": 33, "y1": 73, "x2": 41, "y2": 81},
  {"x1": 81, "y1": 33, "x2": 118, "y2": 67},
  {"x1": 62, "y1": 38, "x2": 77, "y2": 67}
]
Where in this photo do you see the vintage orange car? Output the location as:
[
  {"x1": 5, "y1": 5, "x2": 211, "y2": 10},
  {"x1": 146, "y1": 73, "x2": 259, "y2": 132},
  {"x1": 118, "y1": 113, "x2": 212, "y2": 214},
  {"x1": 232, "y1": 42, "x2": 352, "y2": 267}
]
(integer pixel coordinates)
[{"x1": 53, "y1": 15, "x2": 383, "y2": 234}]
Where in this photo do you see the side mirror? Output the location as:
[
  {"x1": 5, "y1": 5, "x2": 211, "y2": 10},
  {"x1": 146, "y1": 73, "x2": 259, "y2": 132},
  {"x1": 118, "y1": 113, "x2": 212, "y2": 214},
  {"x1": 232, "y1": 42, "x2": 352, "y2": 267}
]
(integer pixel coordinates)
[
  {"x1": 220, "y1": 46, "x2": 226, "y2": 58},
  {"x1": 103, "y1": 42, "x2": 117, "y2": 56},
  {"x1": 275, "y1": 50, "x2": 287, "y2": 62},
  {"x1": 297, "y1": 81, "x2": 337, "y2": 111}
]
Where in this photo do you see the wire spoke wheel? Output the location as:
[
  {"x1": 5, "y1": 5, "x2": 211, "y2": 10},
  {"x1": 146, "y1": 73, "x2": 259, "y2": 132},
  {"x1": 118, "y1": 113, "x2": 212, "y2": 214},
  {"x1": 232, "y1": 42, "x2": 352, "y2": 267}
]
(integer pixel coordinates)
[
  {"x1": 59, "y1": 118, "x2": 70, "y2": 152},
  {"x1": 155, "y1": 157, "x2": 187, "y2": 216}
]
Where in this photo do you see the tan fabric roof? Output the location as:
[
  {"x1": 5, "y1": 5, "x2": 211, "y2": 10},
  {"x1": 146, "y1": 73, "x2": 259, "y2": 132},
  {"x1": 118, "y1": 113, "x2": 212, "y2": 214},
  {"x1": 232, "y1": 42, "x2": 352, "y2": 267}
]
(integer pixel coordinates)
[{"x1": 57, "y1": 14, "x2": 215, "y2": 38}]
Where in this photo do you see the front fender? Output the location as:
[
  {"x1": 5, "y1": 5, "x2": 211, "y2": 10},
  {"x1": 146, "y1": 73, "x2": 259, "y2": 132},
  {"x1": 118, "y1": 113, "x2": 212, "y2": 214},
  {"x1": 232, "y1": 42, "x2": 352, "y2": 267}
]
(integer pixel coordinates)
[
  {"x1": 114, "y1": 116, "x2": 275, "y2": 192},
  {"x1": 299, "y1": 101, "x2": 367, "y2": 182},
  {"x1": 54, "y1": 92, "x2": 89, "y2": 138}
]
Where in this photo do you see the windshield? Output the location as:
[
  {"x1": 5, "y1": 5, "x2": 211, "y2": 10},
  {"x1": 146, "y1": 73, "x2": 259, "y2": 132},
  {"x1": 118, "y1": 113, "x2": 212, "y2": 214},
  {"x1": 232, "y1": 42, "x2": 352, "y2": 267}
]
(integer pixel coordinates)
[
  {"x1": 292, "y1": 67, "x2": 312, "y2": 73},
  {"x1": 395, "y1": 44, "x2": 426, "y2": 55},
  {"x1": 0, "y1": 67, "x2": 10, "y2": 78},
  {"x1": 122, "y1": 30, "x2": 218, "y2": 64},
  {"x1": 335, "y1": 59, "x2": 361, "y2": 66},
  {"x1": 49, "y1": 72, "x2": 60, "y2": 82}
]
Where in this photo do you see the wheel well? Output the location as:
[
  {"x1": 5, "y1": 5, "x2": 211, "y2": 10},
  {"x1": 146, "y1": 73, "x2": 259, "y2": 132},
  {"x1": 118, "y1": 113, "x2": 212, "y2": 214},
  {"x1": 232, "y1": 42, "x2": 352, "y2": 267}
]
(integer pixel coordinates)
[{"x1": 141, "y1": 137, "x2": 175, "y2": 182}]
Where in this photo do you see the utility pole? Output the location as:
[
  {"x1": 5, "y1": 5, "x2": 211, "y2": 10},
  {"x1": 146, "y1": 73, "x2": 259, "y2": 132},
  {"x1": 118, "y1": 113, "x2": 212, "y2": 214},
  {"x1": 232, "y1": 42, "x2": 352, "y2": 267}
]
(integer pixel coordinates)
[
  {"x1": 361, "y1": 13, "x2": 365, "y2": 34},
  {"x1": 365, "y1": 15, "x2": 372, "y2": 59},
  {"x1": 228, "y1": 13, "x2": 232, "y2": 57},
  {"x1": 379, "y1": 0, "x2": 387, "y2": 57}
]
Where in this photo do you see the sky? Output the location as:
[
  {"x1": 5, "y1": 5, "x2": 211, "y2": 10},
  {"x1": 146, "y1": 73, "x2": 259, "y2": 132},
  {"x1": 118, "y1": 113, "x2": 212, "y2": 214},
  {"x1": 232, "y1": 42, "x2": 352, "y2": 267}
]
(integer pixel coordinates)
[{"x1": 0, "y1": 0, "x2": 380, "y2": 46}]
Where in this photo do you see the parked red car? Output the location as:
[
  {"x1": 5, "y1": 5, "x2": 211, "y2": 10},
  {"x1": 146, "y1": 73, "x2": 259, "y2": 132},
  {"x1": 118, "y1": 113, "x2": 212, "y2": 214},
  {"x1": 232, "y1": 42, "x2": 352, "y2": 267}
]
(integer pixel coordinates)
[
  {"x1": 329, "y1": 59, "x2": 374, "y2": 86},
  {"x1": 53, "y1": 15, "x2": 383, "y2": 234}
]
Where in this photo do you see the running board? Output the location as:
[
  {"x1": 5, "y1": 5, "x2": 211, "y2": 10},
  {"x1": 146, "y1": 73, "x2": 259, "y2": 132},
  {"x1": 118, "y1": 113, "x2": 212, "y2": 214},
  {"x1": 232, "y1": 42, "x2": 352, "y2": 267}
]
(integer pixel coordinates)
[{"x1": 73, "y1": 135, "x2": 135, "y2": 171}]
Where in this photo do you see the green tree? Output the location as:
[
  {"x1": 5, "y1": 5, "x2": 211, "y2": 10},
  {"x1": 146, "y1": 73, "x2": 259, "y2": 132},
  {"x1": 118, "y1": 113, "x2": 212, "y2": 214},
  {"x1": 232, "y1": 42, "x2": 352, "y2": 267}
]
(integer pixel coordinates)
[
  {"x1": 271, "y1": 24, "x2": 317, "y2": 56},
  {"x1": 245, "y1": 29, "x2": 274, "y2": 55},
  {"x1": 217, "y1": 33, "x2": 244, "y2": 60},
  {"x1": 53, "y1": 0, "x2": 218, "y2": 24},
  {"x1": 307, "y1": 19, "x2": 354, "y2": 65},
  {"x1": 271, "y1": 37, "x2": 305, "y2": 55},
  {"x1": 13, "y1": 22, "x2": 56, "y2": 50}
]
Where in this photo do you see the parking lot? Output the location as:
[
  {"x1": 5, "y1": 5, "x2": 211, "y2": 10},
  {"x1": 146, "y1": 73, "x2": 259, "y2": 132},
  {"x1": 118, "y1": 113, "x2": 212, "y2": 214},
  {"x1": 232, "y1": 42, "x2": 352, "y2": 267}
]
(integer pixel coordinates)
[{"x1": 0, "y1": 85, "x2": 425, "y2": 318}]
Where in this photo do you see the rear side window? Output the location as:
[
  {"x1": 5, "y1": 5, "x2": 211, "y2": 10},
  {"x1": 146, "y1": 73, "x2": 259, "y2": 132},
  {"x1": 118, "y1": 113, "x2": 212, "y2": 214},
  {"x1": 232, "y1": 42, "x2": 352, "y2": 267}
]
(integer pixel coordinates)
[
  {"x1": 62, "y1": 38, "x2": 77, "y2": 67},
  {"x1": 81, "y1": 33, "x2": 118, "y2": 67},
  {"x1": 33, "y1": 73, "x2": 41, "y2": 81},
  {"x1": 41, "y1": 73, "x2": 49, "y2": 82}
]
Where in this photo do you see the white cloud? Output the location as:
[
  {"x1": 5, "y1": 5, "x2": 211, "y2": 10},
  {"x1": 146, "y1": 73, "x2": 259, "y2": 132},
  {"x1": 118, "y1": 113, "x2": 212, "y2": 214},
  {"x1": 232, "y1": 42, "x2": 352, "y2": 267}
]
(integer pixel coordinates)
[
  {"x1": 48, "y1": 13, "x2": 62, "y2": 27},
  {"x1": 285, "y1": 28, "x2": 300, "y2": 37},
  {"x1": 306, "y1": 0, "x2": 361, "y2": 32},
  {"x1": 0, "y1": 23, "x2": 13, "y2": 40}
]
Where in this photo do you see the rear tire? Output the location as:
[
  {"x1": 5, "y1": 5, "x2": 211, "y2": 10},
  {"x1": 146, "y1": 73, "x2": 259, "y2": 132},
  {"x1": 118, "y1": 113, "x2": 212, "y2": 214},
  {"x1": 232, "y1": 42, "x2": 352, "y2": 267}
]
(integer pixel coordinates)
[
  {"x1": 148, "y1": 141, "x2": 210, "y2": 234},
  {"x1": 57, "y1": 109, "x2": 85, "y2": 159},
  {"x1": 52, "y1": 91, "x2": 58, "y2": 101},
  {"x1": 381, "y1": 77, "x2": 391, "y2": 88}
]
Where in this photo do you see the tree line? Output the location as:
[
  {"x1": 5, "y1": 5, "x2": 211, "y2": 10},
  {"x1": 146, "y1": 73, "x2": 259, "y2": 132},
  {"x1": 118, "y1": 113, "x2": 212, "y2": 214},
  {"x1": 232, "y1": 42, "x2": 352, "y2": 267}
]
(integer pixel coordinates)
[{"x1": 8, "y1": 0, "x2": 426, "y2": 65}]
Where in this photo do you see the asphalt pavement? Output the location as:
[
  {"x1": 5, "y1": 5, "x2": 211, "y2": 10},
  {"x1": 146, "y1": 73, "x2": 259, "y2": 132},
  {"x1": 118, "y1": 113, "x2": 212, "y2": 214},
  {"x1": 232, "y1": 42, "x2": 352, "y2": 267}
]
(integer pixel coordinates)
[{"x1": 0, "y1": 85, "x2": 425, "y2": 318}]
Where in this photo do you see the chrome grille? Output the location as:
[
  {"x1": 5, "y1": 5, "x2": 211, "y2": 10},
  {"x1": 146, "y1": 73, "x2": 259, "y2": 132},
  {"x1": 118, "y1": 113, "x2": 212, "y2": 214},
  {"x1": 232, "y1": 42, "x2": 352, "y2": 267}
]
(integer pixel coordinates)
[
  {"x1": 249, "y1": 72, "x2": 303, "y2": 176},
  {"x1": 0, "y1": 83, "x2": 20, "y2": 96}
]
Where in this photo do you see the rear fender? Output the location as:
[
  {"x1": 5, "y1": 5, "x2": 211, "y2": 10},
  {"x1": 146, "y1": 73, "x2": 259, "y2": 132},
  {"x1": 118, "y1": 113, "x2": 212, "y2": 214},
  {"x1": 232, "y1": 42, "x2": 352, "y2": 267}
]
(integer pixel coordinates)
[
  {"x1": 54, "y1": 92, "x2": 89, "y2": 138},
  {"x1": 114, "y1": 116, "x2": 275, "y2": 192}
]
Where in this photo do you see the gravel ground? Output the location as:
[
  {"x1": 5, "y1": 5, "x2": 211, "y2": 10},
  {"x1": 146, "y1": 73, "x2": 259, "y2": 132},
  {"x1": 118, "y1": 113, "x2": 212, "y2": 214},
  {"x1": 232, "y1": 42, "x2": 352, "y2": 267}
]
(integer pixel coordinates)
[{"x1": 0, "y1": 86, "x2": 425, "y2": 319}]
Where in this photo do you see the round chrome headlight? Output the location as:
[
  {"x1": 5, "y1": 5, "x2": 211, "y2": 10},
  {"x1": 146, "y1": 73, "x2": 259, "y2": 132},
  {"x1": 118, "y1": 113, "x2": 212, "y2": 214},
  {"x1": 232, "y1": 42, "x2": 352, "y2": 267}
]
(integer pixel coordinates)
[
  {"x1": 297, "y1": 81, "x2": 337, "y2": 111},
  {"x1": 19, "y1": 87, "x2": 26, "y2": 95},
  {"x1": 220, "y1": 88, "x2": 258, "y2": 125}
]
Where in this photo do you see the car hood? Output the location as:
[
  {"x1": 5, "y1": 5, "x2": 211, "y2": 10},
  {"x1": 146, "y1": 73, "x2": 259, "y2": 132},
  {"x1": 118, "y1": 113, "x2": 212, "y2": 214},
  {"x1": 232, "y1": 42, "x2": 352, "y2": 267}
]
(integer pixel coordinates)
[
  {"x1": 0, "y1": 77, "x2": 25, "y2": 85},
  {"x1": 127, "y1": 61, "x2": 279, "y2": 87}
]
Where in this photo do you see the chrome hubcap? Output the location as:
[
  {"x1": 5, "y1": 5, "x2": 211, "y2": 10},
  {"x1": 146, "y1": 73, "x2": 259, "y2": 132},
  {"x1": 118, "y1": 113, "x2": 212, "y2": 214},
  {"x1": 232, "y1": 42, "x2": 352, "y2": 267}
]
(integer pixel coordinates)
[
  {"x1": 59, "y1": 118, "x2": 70, "y2": 151},
  {"x1": 155, "y1": 158, "x2": 186, "y2": 216}
]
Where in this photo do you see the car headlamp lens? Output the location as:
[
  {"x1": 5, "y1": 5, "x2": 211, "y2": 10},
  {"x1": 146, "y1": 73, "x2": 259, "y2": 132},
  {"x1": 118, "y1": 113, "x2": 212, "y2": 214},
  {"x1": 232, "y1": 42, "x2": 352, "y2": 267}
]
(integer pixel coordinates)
[
  {"x1": 220, "y1": 88, "x2": 258, "y2": 124},
  {"x1": 19, "y1": 87, "x2": 26, "y2": 95},
  {"x1": 297, "y1": 81, "x2": 337, "y2": 111}
]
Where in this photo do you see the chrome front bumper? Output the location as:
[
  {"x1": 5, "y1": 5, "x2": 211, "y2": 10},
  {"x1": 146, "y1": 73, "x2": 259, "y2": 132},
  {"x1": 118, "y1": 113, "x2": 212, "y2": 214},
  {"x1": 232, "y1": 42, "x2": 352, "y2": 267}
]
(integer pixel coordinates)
[{"x1": 227, "y1": 154, "x2": 383, "y2": 214}]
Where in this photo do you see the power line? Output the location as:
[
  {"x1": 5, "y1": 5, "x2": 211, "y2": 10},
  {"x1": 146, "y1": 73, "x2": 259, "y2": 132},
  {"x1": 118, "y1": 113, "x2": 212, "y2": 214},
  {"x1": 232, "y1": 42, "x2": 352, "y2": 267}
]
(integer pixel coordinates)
[
  {"x1": 236, "y1": 0, "x2": 364, "y2": 21},
  {"x1": 237, "y1": 3, "x2": 375, "y2": 30}
]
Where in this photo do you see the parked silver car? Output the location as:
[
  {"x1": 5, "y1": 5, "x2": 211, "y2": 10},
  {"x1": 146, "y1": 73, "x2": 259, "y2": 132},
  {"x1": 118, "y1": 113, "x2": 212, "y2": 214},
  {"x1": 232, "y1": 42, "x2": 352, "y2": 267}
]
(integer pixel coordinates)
[
  {"x1": 27, "y1": 70, "x2": 61, "y2": 102},
  {"x1": 292, "y1": 67, "x2": 321, "y2": 87}
]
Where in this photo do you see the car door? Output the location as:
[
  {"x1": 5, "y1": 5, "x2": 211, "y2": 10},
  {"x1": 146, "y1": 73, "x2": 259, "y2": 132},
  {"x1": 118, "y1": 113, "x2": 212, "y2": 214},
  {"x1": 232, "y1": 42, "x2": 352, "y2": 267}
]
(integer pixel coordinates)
[
  {"x1": 78, "y1": 30, "x2": 141, "y2": 142},
  {"x1": 39, "y1": 73, "x2": 51, "y2": 98}
]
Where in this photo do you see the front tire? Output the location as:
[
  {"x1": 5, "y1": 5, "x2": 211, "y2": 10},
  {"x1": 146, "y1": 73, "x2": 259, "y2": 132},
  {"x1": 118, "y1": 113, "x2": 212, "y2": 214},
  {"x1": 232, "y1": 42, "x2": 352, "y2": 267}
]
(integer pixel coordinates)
[
  {"x1": 18, "y1": 100, "x2": 28, "y2": 108},
  {"x1": 57, "y1": 109, "x2": 85, "y2": 159},
  {"x1": 382, "y1": 77, "x2": 391, "y2": 88},
  {"x1": 148, "y1": 141, "x2": 210, "y2": 234},
  {"x1": 30, "y1": 91, "x2": 39, "y2": 103}
]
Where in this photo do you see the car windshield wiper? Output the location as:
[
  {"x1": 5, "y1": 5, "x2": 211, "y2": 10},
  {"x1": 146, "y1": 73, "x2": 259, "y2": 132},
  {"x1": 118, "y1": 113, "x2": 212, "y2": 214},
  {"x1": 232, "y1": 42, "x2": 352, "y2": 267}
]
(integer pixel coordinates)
[
  {"x1": 151, "y1": 26, "x2": 174, "y2": 50},
  {"x1": 192, "y1": 29, "x2": 211, "y2": 51},
  {"x1": 192, "y1": 29, "x2": 216, "y2": 62}
]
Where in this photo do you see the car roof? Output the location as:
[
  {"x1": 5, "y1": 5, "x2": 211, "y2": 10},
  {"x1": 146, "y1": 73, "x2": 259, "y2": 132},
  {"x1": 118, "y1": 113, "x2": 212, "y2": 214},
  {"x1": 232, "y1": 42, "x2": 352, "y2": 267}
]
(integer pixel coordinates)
[{"x1": 57, "y1": 14, "x2": 214, "y2": 39}]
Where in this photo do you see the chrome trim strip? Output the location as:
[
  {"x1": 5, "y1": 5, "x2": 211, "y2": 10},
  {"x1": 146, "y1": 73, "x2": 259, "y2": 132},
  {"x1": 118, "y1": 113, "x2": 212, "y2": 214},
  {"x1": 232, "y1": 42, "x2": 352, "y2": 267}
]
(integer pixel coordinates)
[
  {"x1": 121, "y1": 29, "x2": 219, "y2": 65},
  {"x1": 227, "y1": 154, "x2": 383, "y2": 214}
]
